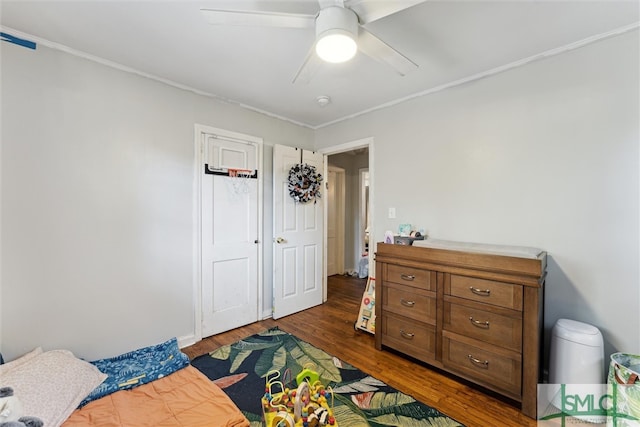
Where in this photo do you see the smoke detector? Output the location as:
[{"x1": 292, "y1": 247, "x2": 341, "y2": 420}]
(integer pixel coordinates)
[{"x1": 316, "y1": 95, "x2": 331, "y2": 107}]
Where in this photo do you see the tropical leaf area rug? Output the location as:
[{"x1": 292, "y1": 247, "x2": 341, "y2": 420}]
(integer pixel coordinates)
[{"x1": 191, "y1": 327, "x2": 464, "y2": 426}]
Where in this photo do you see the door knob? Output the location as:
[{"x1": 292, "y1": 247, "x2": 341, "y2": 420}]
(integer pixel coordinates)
[{"x1": 276, "y1": 237, "x2": 287, "y2": 244}]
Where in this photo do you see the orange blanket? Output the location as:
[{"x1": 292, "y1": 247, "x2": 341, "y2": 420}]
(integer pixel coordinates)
[{"x1": 63, "y1": 365, "x2": 249, "y2": 427}]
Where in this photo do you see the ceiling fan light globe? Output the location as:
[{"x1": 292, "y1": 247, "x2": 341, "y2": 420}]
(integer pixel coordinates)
[{"x1": 315, "y1": 30, "x2": 357, "y2": 63}]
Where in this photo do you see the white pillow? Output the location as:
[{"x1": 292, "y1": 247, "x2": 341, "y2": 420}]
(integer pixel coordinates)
[
  {"x1": 0, "y1": 349, "x2": 107, "y2": 427},
  {"x1": 0, "y1": 347, "x2": 43, "y2": 375}
]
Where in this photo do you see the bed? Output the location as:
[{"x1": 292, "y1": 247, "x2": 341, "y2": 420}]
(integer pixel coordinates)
[
  {"x1": 63, "y1": 365, "x2": 248, "y2": 427},
  {"x1": 0, "y1": 339, "x2": 249, "y2": 427}
]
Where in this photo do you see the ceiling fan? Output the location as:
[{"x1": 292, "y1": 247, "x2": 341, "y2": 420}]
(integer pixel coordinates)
[{"x1": 201, "y1": 0, "x2": 425, "y2": 83}]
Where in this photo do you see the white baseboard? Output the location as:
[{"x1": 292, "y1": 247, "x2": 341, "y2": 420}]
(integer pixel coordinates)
[{"x1": 177, "y1": 333, "x2": 198, "y2": 349}]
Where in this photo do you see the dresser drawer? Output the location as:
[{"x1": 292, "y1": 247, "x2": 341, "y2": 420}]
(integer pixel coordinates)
[
  {"x1": 442, "y1": 333, "x2": 522, "y2": 397},
  {"x1": 381, "y1": 312, "x2": 435, "y2": 362},
  {"x1": 443, "y1": 301, "x2": 522, "y2": 352},
  {"x1": 448, "y1": 275, "x2": 523, "y2": 311},
  {"x1": 386, "y1": 264, "x2": 432, "y2": 290},
  {"x1": 382, "y1": 282, "x2": 436, "y2": 324}
]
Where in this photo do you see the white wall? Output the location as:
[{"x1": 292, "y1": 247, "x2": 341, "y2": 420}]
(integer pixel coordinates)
[
  {"x1": 316, "y1": 31, "x2": 640, "y2": 361},
  {"x1": 2, "y1": 26, "x2": 637, "y2": 368},
  {"x1": 0, "y1": 42, "x2": 313, "y2": 361}
]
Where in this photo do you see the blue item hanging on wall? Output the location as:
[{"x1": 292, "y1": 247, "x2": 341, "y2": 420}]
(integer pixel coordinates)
[{"x1": 1, "y1": 32, "x2": 36, "y2": 50}]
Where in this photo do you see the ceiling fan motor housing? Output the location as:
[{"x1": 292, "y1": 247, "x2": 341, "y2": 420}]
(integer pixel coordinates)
[{"x1": 315, "y1": 6, "x2": 358, "y2": 40}]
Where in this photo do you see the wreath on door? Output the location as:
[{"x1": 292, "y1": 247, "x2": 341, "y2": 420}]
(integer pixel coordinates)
[{"x1": 288, "y1": 163, "x2": 323, "y2": 203}]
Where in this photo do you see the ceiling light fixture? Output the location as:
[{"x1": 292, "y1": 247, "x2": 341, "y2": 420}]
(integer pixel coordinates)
[{"x1": 315, "y1": 7, "x2": 358, "y2": 64}]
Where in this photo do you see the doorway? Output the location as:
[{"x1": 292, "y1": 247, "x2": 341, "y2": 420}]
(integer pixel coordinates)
[
  {"x1": 359, "y1": 168, "x2": 370, "y2": 264},
  {"x1": 322, "y1": 138, "x2": 373, "y2": 299}
]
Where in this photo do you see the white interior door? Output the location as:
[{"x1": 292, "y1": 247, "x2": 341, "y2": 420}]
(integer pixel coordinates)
[
  {"x1": 327, "y1": 169, "x2": 337, "y2": 276},
  {"x1": 201, "y1": 132, "x2": 260, "y2": 337},
  {"x1": 327, "y1": 166, "x2": 345, "y2": 276},
  {"x1": 273, "y1": 144, "x2": 324, "y2": 319}
]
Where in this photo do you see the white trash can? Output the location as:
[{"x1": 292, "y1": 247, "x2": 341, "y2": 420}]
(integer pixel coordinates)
[
  {"x1": 549, "y1": 318, "x2": 604, "y2": 385},
  {"x1": 547, "y1": 319, "x2": 605, "y2": 423}
]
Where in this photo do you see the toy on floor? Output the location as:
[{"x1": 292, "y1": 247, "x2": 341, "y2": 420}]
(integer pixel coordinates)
[
  {"x1": 355, "y1": 277, "x2": 375, "y2": 334},
  {"x1": 262, "y1": 366, "x2": 337, "y2": 427},
  {"x1": 0, "y1": 387, "x2": 43, "y2": 427}
]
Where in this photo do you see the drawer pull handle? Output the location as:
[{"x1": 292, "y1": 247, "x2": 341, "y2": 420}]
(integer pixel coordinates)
[
  {"x1": 468, "y1": 354, "x2": 489, "y2": 369},
  {"x1": 469, "y1": 286, "x2": 491, "y2": 296},
  {"x1": 469, "y1": 316, "x2": 490, "y2": 328},
  {"x1": 400, "y1": 330, "x2": 415, "y2": 340},
  {"x1": 400, "y1": 299, "x2": 416, "y2": 308},
  {"x1": 400, "y1": 274, "x2": 415, "y2": 281}
]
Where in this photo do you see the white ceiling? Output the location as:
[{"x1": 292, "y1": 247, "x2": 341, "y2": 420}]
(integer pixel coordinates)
[{"x1": 1, "y1": 1, "x2": 638, "y2": 128}]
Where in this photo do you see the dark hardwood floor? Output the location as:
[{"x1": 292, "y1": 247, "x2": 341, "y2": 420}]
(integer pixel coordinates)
[{"x1": 183, "y1": 275, "x2": 537, "y2": 427}]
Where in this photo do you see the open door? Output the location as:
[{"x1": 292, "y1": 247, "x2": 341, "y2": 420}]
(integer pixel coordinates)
[
  {"x1": 327, "y1": 166, "x2": 345, "y2": 276},
  {"x1": 273, "y1": 144, "x2": 324, "y2": 319}
]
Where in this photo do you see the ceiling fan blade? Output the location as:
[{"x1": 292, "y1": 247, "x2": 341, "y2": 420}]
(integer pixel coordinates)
[
  {"x1": 357, "y1": 27, "x2": 417, "y2": 76},
  {"x1": 292, "y1": 45, "x2": 324, "y2": 84},
  {"x1": 201, "y1": 9, "x2": 315, "y2": 29},
  {"x1": 346, "y1": 0, "x2": 426, "y2": 24}
]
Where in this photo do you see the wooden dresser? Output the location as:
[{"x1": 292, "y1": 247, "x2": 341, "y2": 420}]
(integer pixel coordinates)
[{"x1": 374, "y1": 242, "x2": 546, "y2": 418}]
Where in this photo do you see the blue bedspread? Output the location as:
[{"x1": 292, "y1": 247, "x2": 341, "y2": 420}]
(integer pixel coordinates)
[{"x1": 80, "y1": 337, "x2": 189, "y2": 406}]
